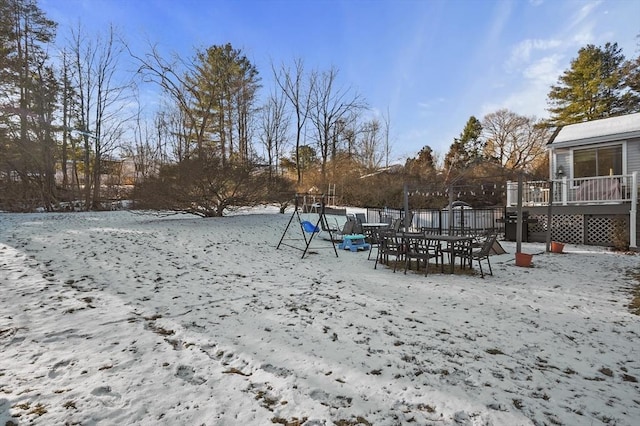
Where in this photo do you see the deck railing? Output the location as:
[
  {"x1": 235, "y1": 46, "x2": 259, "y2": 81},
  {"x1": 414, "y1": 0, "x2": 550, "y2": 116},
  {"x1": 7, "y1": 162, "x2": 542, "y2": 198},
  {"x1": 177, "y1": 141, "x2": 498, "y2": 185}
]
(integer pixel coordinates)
[{"x1": 507, "y1": 172, "x2": 638, "y2": 207}]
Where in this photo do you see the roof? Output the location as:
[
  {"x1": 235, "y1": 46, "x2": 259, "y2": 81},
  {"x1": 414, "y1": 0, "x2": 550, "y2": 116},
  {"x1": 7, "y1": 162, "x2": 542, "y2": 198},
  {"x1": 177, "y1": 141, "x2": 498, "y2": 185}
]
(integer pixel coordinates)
[{"x1": 548, "y1": 112, "x2": 640, "y2": 147}]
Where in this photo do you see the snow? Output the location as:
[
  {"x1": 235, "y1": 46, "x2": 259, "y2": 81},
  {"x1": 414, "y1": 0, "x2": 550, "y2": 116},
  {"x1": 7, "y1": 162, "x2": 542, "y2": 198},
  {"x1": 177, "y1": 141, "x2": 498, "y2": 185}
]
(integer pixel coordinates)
[
  {"x1": 1, "y1": 208, "x2": 639, "y2": 425},
  {"x1": 551, "y1": 111, "x2": 640, "y2": 145}
]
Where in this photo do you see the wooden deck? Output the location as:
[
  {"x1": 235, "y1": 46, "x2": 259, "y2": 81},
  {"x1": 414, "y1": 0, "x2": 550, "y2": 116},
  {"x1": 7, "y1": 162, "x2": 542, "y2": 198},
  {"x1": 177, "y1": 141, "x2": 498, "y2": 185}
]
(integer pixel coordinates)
[{"x1": 507, "y1": 173, "x2": 638, "y2": 207}]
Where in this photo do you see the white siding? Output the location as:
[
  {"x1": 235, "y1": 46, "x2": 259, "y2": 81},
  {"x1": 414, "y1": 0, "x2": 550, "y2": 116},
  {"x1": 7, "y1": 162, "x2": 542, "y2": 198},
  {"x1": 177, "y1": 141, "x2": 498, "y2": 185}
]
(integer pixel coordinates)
[{"x1": 626, "y1": 137, "x2": 640, "y2": 174}]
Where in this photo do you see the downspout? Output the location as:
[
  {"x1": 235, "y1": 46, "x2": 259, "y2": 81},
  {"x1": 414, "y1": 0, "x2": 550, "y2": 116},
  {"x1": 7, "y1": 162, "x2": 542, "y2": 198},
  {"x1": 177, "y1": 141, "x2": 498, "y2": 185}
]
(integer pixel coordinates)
[
  {"x1": 545, "y1": 180, "x2": 554, "y2": 252},
  {"x1": 630, "y1": 171, "x2": 637, "y2": 249}
]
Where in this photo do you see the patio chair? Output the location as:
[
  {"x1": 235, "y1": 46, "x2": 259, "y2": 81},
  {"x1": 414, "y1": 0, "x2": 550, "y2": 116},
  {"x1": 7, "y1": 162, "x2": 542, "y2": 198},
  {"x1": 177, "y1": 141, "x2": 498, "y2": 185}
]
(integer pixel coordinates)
[
  {"x1": 319, "y1": 216, "x2": 355, "y2": 242},
  {"x1": 392, "y1": 212, "x2": 415, "y2": 233},
  {"x1": 320, "y1": 215, "x2": 340, "y2": 233},
  {"x1": 341, "y1": 218, "x2": 355, "y2": 235},
  {"x1": 404, "y1": 235, "x2": 442, "y2": 276},
  {"x1": 404, "y1": 211, "x2": 415, "y2": 229},
  {"x1": 469, "y1": 232, "x2": 498, "y2": 278},
  {"x1": 352, "y1": 219, "x2": 363, "y2": 234},
  {"x1": 440, "y1": 237, "x2": 473, "y2": 270},
  {"x1": 355, "y1": 213, "x2": 367, "y2": 225},
  {"x1": 379, "y1": 213, "x2": 393, "y2": 225},
  {"x1": 374, "y1": 230, "x2": 405, "y2": 272},
  {"x1": 365, "y1": 227, "x2": 384, "y2": 260}
]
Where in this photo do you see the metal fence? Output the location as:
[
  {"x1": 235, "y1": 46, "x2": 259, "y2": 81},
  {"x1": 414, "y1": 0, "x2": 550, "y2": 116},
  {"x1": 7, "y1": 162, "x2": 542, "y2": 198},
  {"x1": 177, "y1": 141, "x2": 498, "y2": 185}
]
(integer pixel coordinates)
[{"x1": 366, "y1": 206, "x2": 505, "y2": 235}]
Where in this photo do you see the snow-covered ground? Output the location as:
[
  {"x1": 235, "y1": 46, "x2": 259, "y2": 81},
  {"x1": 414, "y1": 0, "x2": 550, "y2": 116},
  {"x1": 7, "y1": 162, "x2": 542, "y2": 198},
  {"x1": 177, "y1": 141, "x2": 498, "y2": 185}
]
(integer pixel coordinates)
[{"x1": 1, "y1": 208, "x2": 638, "y2": 425}]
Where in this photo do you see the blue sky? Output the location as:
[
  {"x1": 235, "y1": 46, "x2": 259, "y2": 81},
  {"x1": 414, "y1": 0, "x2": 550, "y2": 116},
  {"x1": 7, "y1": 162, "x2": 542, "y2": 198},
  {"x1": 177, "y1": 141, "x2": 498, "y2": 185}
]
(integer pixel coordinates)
[{"x1": 40, "y1": 0, "x2": 640, "y2": 164}]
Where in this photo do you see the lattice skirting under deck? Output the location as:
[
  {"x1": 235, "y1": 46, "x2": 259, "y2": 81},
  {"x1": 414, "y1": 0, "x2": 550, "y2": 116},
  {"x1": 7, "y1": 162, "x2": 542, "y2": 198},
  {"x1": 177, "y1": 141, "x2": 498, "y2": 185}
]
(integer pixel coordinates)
[{"x1": 528, "y1": 213, "x2": 629, "y2": 246}]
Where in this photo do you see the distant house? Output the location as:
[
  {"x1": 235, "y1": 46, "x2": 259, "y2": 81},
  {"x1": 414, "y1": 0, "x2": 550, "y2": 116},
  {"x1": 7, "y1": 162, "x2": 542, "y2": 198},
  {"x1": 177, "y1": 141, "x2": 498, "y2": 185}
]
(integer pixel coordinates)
[{"x1": 506, "y1": 112, "x2": 640, "y2": 248}]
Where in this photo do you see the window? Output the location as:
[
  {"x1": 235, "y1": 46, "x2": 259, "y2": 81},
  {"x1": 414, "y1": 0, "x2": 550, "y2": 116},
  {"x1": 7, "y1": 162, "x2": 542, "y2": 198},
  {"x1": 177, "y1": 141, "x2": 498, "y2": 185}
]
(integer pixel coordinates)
[{"x1": 573, "y1": 145, "x2": 622, "y2": 178}]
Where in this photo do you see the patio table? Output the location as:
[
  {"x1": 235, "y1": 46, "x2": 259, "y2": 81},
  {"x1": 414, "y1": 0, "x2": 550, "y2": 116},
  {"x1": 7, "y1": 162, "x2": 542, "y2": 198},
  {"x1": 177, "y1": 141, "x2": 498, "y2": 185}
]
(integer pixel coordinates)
[
  {"x1": 361, "y1": 223, "x2": 391, "y2": 251},
  {"x1": 361, "y1": 223, "x2": 391, "y2": 229},
  {"x1": 424, "y1": 234, "x2": 475, "y2": 273},
  {"x1": 376, "y1": 231, "x2": 474, "y2": 274}
]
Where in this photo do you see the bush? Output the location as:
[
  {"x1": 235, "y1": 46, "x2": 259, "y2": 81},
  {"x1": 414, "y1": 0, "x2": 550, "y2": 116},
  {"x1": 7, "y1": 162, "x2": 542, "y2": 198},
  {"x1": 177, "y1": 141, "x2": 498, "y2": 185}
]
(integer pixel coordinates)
[
  {"x1": 611, "y1": 217, "x2": 629, "y2": 251},
  {"x1": 132, "y1": 158, "x2": 273, "y2": 217}
]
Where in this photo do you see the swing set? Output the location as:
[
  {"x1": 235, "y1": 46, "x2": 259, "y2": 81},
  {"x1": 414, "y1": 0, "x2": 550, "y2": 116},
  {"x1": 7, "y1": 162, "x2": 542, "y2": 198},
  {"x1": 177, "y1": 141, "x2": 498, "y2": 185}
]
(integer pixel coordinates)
[{"x1": 276, "y1": 194, "x2": 339, "y2": 259}]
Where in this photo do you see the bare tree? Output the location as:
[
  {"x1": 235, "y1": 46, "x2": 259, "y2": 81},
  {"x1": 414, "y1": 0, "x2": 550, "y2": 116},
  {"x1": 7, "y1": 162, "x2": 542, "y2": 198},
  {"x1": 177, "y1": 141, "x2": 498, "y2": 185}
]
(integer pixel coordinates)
[
  {"x1": 124, "y1": 98, "x2": 154, "y2": 184},
  {"x1": 259, "y1": 89, "x2": 290, "y2": 178},
  {"x1": 132, "y1": 43, "x2": 259, "y2": 165},
  {"x1": 358, "y1": 118, "x2": 384, "y2": 171},
  {"x1": 59, "y1": 48, "x2": 78, "y2": 193},
  {"x1": 308, "y1": 65, "x2": 366, "y2": 179},
  {"x1": 70, "y1": 23, "x2": 130, "y2": 209},
  {"x1": 161, "y1": 102, "x2": 191, "y2": 162},
  {"x1": 131, "y1": 44, "x2": 206, "y2": 160},
  {"x1": 382, "y1": 106, "x2": 392, "y2": 169},
  {"x1": 482, "y1": 109, "x2": 549, "y2": 172},
  {"x1": 272, "y1": 58, "x2": 315, "y2": 183},
  {"x1": 337, "y1": 111, "x2": 361, "y2": 159}
]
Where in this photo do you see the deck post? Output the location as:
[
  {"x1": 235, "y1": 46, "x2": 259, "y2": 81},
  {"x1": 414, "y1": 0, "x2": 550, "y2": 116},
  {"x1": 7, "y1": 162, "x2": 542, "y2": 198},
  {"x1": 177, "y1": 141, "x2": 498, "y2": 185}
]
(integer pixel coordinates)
[
  {"x1": 561, "y1": 176, "x2": 568, "y2": 205},
  {"x1": 516, "y1": 174, "x2": 523, "y2": 254},
  {"x1": 630, "y1": 172, "x2": 637, "y2": 249}
]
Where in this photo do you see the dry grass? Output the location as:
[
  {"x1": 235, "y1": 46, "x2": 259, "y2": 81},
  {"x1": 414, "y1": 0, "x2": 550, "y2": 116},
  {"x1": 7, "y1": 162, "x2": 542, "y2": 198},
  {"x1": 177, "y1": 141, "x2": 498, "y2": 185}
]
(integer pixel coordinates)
[
  {"x1": 625, "y1": 271, "x2": 640, "y2": 315},
  {"x1": 383, "y1": 259, "x2": 476, "y2": 276}
]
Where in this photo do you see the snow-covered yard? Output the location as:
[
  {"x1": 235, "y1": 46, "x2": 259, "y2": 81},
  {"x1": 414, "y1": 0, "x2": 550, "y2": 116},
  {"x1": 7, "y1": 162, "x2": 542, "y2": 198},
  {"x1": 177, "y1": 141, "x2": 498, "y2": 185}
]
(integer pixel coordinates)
[{"x1": 1, "y1": 208, "x2": 639, "y2": 425}]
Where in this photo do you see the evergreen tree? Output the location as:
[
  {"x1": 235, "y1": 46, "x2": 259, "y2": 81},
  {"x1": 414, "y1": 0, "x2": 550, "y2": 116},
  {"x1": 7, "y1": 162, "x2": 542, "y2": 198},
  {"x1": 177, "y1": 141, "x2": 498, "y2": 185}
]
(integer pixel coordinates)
[
  {"x1": 621, "y1": 34, "x2": 640, "y2": 113},
  {"x1": 0, "y1": 0, "x2": 58, "y2": 210},
  {"x1": 443, "y1": 116, "x2": 483, "y2": 175},
  {"x1": 547, "y1": 42, "x2": 635, "y2": 124},
  {"x1": 188, "y1": 43, "x2": 260, "y2": 163},
  {"x1": 405, "y1": 145, "x2": 436, "y2": 180}
]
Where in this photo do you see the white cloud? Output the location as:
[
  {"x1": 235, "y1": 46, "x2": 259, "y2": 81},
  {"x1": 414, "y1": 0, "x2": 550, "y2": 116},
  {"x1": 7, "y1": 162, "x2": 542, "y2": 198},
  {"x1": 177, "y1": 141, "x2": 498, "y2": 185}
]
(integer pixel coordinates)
[
  {"x1": 495, "y1": 0, "x2": 606, "y2": 121},
  {"x1": 570, "y1": 26, "x2": 596, "y2": 47},
  {"x1": 507, "y1": 38, "x2": 562, "y2": 70},
  {"x1": 568, "y1": 0, "x2": 602, "y2": 30},
  {"x1": 486, "y1": 1, "x2": 513, "y2": 48},
  {"x1": 417, "y1": 97, "x2": 446, "y2": 115},
  {"x1": 523, "y1": 53, "x2": 564, "y2": 84},
  {"x1": 480, "y1": 81, "x2": 549, "y2": 119},
  {"x1": 483, "y1": 52, "x2": 565, "y2": 120}
]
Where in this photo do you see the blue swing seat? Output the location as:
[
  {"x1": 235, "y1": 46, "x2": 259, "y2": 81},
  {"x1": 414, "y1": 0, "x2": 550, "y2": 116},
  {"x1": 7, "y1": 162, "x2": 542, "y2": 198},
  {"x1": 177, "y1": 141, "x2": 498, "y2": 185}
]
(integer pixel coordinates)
[{"x1": 301, "y1": 220, "x2": 320, "y2": 233}]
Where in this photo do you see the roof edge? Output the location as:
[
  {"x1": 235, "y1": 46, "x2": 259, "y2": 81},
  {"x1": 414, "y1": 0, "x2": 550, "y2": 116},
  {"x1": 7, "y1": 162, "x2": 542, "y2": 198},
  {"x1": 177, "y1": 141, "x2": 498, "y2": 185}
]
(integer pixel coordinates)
[{"x1": 547, "y1": 126, "x2": 563, "y2": 145}]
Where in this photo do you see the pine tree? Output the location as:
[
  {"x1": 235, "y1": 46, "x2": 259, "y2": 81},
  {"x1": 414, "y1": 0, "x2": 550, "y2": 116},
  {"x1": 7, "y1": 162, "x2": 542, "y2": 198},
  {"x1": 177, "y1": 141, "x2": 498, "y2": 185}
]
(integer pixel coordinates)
[
  {"x1": 0, "y1": 0, "x2": 58, "y2": 210},
  {"x1": 548, "y1": 42, "x2": 633, "y2": 125},
  {"x1": 621, "y1": 34, "x2": 640, "y2": 113},
  {"x1": 444, "y1": 116, "x2": 483, "y2": 174},
  {"x1": 188, "y1": 43, "x2": 260, "y2": 163},
  {"x1": 405, "y1": 145, "x2": 436, "y2": 180}
]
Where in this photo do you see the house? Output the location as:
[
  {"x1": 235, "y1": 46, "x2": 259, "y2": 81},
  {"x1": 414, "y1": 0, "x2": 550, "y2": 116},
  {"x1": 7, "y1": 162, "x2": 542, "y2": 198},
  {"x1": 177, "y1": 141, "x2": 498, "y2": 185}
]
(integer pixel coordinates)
[{"x1": 506, "y1": 112, "x2": 640, "y2": 248}]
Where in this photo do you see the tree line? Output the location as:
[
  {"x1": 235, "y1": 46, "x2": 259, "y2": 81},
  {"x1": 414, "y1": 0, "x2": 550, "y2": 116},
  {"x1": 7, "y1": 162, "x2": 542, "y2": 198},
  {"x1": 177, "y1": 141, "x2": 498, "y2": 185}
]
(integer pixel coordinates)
[{"x1": 1, "y1": 0, "x2": 639, "y2": 214}]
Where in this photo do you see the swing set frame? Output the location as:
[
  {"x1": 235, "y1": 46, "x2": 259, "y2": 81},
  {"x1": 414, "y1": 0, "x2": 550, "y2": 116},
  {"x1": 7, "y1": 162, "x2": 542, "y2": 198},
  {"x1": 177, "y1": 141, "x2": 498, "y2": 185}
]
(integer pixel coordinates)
[{"x1": 276, "y1": 194, "x2": 339, "y2": 259}]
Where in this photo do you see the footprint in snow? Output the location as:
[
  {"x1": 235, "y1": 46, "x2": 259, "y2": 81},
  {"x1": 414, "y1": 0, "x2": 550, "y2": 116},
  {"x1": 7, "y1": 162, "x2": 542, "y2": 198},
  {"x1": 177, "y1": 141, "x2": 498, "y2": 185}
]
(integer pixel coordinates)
[
  {"x1": 90, "y1": 385, "x2": 122, "y2": 406},
  {"x1": 176, "y1": 365, "x2": 206, "y2": 385}
]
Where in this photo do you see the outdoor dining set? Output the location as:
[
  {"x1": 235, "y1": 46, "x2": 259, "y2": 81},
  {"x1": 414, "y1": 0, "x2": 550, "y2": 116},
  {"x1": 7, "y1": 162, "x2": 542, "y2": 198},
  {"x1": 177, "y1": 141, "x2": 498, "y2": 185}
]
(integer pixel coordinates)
[{"x1": 356, "y1": 218, "x2": 498, "y2": 278}]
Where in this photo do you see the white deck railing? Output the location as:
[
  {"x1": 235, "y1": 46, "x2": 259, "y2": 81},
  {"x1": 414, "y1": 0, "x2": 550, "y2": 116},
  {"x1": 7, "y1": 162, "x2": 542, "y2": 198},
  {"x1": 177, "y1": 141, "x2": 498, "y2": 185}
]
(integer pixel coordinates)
[{"x1": 506, "y1": 172, "x2": 638, "y2": 207}]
